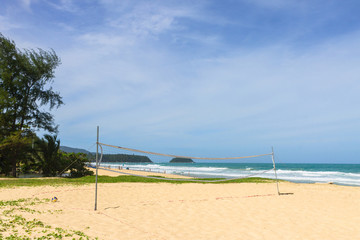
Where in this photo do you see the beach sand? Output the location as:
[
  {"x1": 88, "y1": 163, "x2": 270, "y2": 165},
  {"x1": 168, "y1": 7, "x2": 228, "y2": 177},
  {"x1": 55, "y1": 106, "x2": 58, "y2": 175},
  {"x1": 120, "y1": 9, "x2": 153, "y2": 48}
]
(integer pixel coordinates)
[
  {"x1": 1, "y1": 171, "x2": 359, "y2": 239},
  {"x1": 91, "y1": 166, "x2": 193, "y2": 179}
]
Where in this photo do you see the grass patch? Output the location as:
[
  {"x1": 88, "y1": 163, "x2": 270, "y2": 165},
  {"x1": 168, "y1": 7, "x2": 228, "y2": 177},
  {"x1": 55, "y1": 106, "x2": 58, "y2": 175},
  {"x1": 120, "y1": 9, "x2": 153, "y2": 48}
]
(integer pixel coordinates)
[{"x1": 0, "y1": 175, "x2": 279, "y2": 188}]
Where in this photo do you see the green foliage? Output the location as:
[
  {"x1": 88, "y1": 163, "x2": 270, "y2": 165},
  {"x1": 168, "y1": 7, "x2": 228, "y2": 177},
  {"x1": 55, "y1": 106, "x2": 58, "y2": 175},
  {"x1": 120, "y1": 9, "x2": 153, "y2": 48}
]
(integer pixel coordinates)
[
  {"x1": 0, "y1": 198, "x2": 97, "y2": 239},
  {"x1": 0, "y1": 132, "x2": 93, "y2": 178},
  {"x1": 0, "y1": 33, "x2": 63, "y2": 177},
  {"x1": 0, "y1": 34, "x2": 62, "y2": 134},
  {"x1": 170, "y1": 157, "x2": 194, "y2": 163},
  {"x1": 101, "y1": 153, "x2": 152, "y2": 162},
  {"x1": 59, "y1": 152, "x2": 93, "y2": 178},
  {"x1": 0, "y1": 175, "x2": 277, "y2": 188},
  {"x1": 0, "y1": 130, "x2": 34, "y2": 176},
  {"x1": 33, "y1": 135, "x2": 61, "y2": 177},
  {"x1": 32, "y1": 135, "x2": 93, "y2": 177}
]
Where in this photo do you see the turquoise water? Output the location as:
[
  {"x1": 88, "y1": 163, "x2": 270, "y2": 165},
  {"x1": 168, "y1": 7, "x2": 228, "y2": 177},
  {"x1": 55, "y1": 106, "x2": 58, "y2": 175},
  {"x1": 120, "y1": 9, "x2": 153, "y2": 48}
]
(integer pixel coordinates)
[{"x1": 97, "y1": 162, "x2": 360, "y2": 186}]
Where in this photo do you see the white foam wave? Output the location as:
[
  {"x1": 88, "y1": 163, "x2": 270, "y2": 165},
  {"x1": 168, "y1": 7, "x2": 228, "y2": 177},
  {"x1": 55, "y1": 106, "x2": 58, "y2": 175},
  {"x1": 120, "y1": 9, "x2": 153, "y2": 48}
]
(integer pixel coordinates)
[
  {"x1": 95, "y1": 162, "x2": 360, "y2": 186},
  {"x1": 276, "y1": 169, "x2": 359, "y2": 176},
  {"x1": 275, "y1": 169, "x2": 360, "y2": 186}
]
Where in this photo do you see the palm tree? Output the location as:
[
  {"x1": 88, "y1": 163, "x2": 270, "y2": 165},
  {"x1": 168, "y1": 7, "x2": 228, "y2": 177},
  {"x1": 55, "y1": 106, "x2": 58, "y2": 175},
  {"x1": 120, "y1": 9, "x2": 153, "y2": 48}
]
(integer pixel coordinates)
[{"x1": 34, "y1": 134, "x2": 61, "y2": 176}]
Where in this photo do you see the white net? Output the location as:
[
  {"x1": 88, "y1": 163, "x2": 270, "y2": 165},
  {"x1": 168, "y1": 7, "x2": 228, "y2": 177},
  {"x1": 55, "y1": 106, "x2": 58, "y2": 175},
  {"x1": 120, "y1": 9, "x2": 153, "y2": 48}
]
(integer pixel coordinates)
[{"x1": 90, "y1": 142, "x2": 279, "y2": 183}]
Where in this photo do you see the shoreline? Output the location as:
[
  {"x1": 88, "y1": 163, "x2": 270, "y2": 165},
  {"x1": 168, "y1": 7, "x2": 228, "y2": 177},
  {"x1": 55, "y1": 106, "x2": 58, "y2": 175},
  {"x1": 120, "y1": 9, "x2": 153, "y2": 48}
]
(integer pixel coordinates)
[
  {"x1": 87, "y1": 166, "x2": 193, "y2": 179},
  {"x1": 2, "y1": 166, "x2": 358, "y2": 187},
  {"x1": 89, "y1": 166, "x2": 360, "y2": 187}
]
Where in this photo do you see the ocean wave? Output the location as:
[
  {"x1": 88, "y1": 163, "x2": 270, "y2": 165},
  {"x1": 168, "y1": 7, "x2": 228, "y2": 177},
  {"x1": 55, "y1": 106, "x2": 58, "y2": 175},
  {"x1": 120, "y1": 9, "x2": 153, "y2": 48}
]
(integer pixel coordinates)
[
  {"x1": 95, "y1": 162, "x2": 360, "y2": 186},
  {"x1": 276, "y1": 169, "x2": 353, "y2": 175},
  {"x1": 100, "y1": 162, "x2": 228, "y2": 173}
]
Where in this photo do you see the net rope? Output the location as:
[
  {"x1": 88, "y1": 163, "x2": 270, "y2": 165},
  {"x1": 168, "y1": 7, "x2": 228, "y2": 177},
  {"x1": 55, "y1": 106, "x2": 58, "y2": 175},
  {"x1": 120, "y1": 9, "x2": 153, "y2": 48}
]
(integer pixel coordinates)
[
  {"x1": 98, "y1": 142, "x2": 272, "y2": 160},
  {"x1": 95, "y1": 143, "x2": 276, "y2": 182}
]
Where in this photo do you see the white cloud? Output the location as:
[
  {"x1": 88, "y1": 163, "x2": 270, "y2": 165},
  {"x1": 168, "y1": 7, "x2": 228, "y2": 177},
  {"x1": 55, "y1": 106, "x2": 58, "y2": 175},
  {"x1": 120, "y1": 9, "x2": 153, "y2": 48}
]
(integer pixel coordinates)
[
  {"x1": 4, "y1": 0, "x2": 356, "y2": 159},
  {"x1": 101, "y1": 1, "x2": 205, "y2": 38},
  {"x1": 78, "y1": 33, "x2": 134, "y2": 48},
  {"x1": 0, "y1": 15, "x2": 21, "y2": 31},
  {"x1": 55, "y1": 29, "x2": 359, "y2": 138},
  {"x1": 46, "y1": 0, "x2": 79, "y2": 13},
  {"x1": 108, "y1": 8, "x2": 178, "y2": 36},
  {"x1": 55, "y1": 33, "x2": 360, "y2": 150},
  {"x1": 19, "y1": 0, "x2": 33, "y2": 11}
]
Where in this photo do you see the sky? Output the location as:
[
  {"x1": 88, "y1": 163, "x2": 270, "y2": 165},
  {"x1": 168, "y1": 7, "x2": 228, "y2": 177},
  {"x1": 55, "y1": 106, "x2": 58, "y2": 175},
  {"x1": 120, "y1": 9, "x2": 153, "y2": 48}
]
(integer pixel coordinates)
[{"x1": 1, "y1": 0, "x2": 360, "y2": 163}]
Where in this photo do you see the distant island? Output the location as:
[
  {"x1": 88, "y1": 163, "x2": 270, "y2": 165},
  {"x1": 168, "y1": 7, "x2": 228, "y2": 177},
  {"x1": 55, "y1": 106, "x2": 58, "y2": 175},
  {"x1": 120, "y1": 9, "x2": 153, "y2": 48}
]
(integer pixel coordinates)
[
  {"x1": 170, "y1": 158, "x2": 194, "y2": 163},
  {"x1": 60, "y1": 146, "x2": 152, "y2": 163},
  {"x1": 101, "y1": 154, "x2": 152, "y2": 163}
]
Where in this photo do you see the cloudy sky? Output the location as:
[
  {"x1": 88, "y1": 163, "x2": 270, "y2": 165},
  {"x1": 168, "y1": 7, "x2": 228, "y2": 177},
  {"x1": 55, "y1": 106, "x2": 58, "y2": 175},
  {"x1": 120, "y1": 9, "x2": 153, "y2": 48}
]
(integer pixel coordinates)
[{"x1": 1, "y1": 0, "x2": 360, "y2": 163}]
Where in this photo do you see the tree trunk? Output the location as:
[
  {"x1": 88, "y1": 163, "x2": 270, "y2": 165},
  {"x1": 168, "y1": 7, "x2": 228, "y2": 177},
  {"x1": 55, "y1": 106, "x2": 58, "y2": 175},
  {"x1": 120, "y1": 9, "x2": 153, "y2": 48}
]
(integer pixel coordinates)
[{"x1": 11, "y1": 156, "x2": 17, "y2": 177}]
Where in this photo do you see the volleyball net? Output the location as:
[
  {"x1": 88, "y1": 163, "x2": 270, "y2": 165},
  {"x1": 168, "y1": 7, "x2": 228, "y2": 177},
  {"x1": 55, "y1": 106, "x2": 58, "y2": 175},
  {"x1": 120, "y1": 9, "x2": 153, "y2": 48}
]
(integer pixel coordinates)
[
  {"x1": 93, "y1": 140, "x2": 281, "y2": 210},
  {"x1": 93, "y1": 142, "x2": 280, "y2": 185}
]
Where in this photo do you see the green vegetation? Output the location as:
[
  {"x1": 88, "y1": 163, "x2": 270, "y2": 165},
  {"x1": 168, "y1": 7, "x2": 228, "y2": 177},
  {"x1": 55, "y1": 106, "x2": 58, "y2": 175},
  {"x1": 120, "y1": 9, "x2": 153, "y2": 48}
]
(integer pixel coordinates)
[
  {"x1": 0, "y1": 133, "x2": 93, "y2": 179},
  {"x1": 0, "y1": 175, "x2": 277, "y2": 188},
  {"x1": 0, "y1": 34, "x2": 92, "y2": 179},
  {"x1": 0, "y1": 198, "x2": 98, "y2": 239},
  {"x1": 170, "y1": 157, "x2": 194, "y2": 163},
  {"x1": 101, "y1": 153, "x2": 152, "y2": 163},
  {"x1": 0, "y1": 33, "x2": 62, "y2": 177},
  {"x1": 60, "y1": 147, "x2": 152, "y2": 163},
  {"x1": 59, "y1": 146, "x2": 91, "y2": 155}
]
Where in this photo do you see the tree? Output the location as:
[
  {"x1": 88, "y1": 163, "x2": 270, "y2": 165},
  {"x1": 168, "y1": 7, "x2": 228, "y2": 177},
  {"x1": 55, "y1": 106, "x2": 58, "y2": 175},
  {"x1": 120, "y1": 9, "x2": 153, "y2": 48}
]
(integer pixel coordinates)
[
  {"x1": 60, "y1": 152, "x2": 93, "y2": 178},
  {"x1": 0, "y1": 130, "x2": 33, "y2": 176},
  {"x1": 33, "y1": 134, "x2": 62, "y2": 177},
  {"x1": 0, "y1": 33, "x2": 63, "y2": 176},
  {"x1": 32, "y1": 135, "x2": 93, "y2": 178}
]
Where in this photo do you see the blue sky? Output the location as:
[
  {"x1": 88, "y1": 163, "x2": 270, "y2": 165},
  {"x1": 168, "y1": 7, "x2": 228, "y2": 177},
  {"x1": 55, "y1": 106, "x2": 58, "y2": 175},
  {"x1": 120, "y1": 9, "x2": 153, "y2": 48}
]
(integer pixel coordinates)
[{"x1": 1, "y1": 0, "x2": 360, "y2": 163}]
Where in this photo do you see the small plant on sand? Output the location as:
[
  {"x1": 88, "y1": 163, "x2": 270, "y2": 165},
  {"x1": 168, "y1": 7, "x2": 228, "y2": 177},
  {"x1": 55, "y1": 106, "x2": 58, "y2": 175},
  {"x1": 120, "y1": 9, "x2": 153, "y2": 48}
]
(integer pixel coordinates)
[{"x1": 0, "y1": 197, "x2": 98, "y2": 240}]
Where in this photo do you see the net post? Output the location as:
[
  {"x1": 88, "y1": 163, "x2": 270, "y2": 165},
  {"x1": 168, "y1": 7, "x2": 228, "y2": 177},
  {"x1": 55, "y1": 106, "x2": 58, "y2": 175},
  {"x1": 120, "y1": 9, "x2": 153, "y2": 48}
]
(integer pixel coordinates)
[
  {"x1": 271, "y1": 147, "x2": 280, "y2": 195},
  {"x1": 94, "y1": 126, "x2": 99, "y2": 211}
]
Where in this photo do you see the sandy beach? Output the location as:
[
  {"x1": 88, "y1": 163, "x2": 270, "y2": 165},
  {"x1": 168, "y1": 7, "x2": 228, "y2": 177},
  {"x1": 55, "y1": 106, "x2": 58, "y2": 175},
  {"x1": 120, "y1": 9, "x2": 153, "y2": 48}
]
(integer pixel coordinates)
[
  {"x1": 1, "y1": 169, "x2": 359, "y2": 240},
  {"x1": 91, "y1": 166, "x2": 193, "y2": 179}
]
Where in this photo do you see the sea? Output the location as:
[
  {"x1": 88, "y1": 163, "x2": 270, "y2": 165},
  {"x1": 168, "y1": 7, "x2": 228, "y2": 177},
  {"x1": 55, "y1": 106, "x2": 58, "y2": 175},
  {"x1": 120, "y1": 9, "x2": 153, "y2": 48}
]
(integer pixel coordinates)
[{"x1": 96, "y1": 162, "x2": 360, "y2": 187}]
